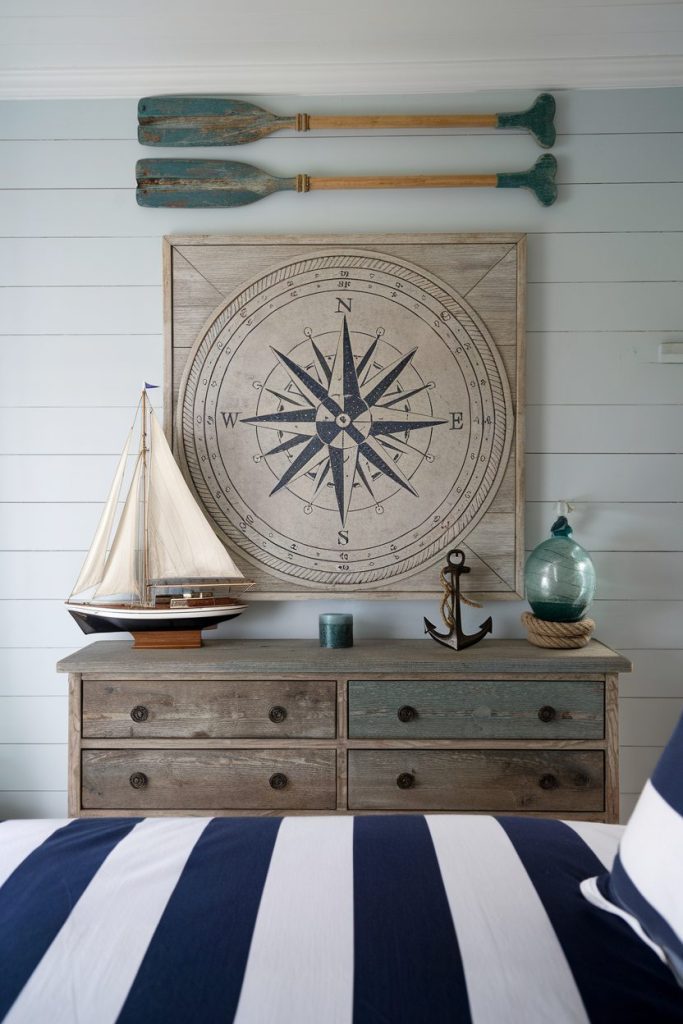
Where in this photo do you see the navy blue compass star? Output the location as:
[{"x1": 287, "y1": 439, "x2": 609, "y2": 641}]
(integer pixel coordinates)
[{"x1": 243, "y1": 316, "x2": 447, "y2": 526}]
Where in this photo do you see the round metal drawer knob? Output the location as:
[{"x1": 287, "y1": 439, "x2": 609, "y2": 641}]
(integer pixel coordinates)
[
  {"x1": 130, "y1": 705, "x2": 149, "y2": 723},
  {"x1": 269, "y1": 772, "x2": 288, "y2": 790},
  {"x1": 538, "y1": 705, "x2": 556, "y2": 723},
  {"x1": 396, "y1": 772, "x2": 415, "y2": 790},
  {"x1": 397, "y1": 705, "x2": 417, "y2": 723},
  {"x1": 129, "y1": 772, "x2": 148, "y2": 790},
  {"x1": 268, "y1": 705, "x2": 287, "y2": 724},
  {"x1": 539, "y1": 773, "x2": 558, "y2": 790}
]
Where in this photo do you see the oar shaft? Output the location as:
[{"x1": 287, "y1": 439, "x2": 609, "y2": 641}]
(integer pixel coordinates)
[
  {"x1": 138, "y1": 94, "x2": 555, "y2": 148},
  {"x1": 136, "y1": 154, "x2": 557, "y2": 208},
  {"x1": 306, "y1": 173, "x2": 498, "y2": 191},
  {"x1": 304, "y1": 113, "x2": 498, "y2": 132}
]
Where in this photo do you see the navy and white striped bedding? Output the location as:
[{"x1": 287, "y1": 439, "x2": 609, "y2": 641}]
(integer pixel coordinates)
[
  {"x1": 582, "y1": 713, "x2": 683, "y2": 984},
  {"x1": 1, "y1": 815, "x2": 682, "y2": 1023}
]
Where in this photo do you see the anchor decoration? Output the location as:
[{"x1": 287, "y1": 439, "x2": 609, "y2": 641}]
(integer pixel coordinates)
[{"x1": 424, "y1": 549, "x2": 493, "y2": 651}]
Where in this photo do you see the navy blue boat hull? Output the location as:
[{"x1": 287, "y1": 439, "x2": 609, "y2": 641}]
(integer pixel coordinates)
[{"x1": 68, "y1": 607, "x2": 245, "y2": 635}]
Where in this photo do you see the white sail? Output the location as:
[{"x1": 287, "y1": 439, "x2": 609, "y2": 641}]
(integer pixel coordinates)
[
  {"x1": 93, "y1": 455, "x2": 144, "y2": 601},
  {"x1": 70, "y1": 429, "x2": 133, "y2": 596},
  {"x1": 146, "y1": 411, "x2": 243, "y2": 582}
]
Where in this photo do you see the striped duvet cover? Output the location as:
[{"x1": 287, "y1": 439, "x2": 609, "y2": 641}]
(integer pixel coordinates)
[{"x1": 1, "y1": 815, "x2": 681, "y2": 1024}]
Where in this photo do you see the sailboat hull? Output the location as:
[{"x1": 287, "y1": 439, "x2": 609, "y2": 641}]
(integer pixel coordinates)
[{"x1": 67, "y1": 603, "x2": 247, "y2": 636}]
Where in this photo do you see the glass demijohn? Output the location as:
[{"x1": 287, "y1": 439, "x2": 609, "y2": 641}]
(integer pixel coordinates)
[{"x1": 524, "y1": 515, "x2": 596, "y2": 622}]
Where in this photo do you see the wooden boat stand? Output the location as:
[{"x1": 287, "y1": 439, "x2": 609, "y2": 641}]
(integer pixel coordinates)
[{"x1": 131, "y1": 629, "x2": 204, "y2": 649}]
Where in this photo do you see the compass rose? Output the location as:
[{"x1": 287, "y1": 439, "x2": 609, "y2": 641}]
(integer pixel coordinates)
[{"x1": 243, "y1": 316, "x2": 447, "y2": 526}]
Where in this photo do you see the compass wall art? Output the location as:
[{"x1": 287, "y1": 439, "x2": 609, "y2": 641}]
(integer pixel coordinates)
[{"x1": 165, "y1": 234, "x2": 525, "y2": 600}]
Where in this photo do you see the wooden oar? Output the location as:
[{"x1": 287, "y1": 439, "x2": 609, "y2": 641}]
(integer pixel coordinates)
[
  {"x1": 138, "y1": 93, "x2": 556, "y2": 149},
  {"x1": 135, "y1": 154, "x2": 558, "y2": 208}
]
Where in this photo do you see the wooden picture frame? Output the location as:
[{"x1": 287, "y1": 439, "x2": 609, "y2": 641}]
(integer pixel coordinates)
[{"x1": 164, "y1": 233, "x2": 525, "y2": 601}]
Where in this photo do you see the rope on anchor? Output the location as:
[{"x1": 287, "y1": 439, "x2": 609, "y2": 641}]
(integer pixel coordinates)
[
  {"x1": 521, "y1": 612, "x2": 595, "y2": 649},
  {"x1": 440, "y1": 566, "x2": 482, "y2": 629}
]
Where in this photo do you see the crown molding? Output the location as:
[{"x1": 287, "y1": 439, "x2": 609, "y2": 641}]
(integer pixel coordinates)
[{"x1": 1, "y1": 55, "x2": 682, "y2": 100}]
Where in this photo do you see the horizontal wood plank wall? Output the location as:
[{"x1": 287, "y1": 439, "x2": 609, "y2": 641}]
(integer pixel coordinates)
[{"x1": 1, "y1": 88, "x2": 681, "y2": 820}]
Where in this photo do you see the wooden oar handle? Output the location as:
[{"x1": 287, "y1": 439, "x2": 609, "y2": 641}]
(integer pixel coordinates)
[
  {"x1": 306, "y1": 155, "x2": 557, "y2": 206},
  {"x1": 301, "y1": 113, "x2": 498, "y2": 132},
  {"x1": 298, "y1": 94, "x2": 555, "y2": 147},
  {"x1": 306, "y1": 174, "x2": 497, "y2": 191}
]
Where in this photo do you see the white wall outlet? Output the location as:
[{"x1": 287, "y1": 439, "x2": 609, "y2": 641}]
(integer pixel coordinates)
[{"x1": 658, "y1": 341, "x2": 683, "y2": 363}]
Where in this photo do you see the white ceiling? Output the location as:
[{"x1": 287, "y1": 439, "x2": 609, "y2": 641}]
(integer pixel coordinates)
[{"x1": 1, "y1": 0, "x2": 683, "y2": 98}]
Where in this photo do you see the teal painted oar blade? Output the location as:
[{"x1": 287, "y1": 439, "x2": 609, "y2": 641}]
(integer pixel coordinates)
[
  {"x1": 135, "y1": 159, "x2": 296, "y2": 208},
  {"x1": 497, "y1": 93, "x2": 556, "y2": 149},
  {"x1": 497, "y1": 154, "x2": 558, "y2": 206},
  {"x1": 137, "y1": 96, "x2": 295, "y2": 147}
]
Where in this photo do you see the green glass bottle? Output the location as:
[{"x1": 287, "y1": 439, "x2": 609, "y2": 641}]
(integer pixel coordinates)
[{"x1": 524, "y1": 515, "x2": 596, "y2": 622}]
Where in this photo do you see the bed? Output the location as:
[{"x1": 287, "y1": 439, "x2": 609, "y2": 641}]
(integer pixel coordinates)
[{"x1": 0, "y1": 813, "x2": 681, "y2": 1024}]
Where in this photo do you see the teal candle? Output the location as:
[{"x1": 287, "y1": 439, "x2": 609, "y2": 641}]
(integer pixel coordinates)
[{"x1": 319, "y1": 613, "x2": 353, "y2": 648}]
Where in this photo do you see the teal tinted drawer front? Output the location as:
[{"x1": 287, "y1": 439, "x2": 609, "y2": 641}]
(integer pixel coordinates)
[{"x1": 348, "y1": 679, "x2": 604, "y2": 740}]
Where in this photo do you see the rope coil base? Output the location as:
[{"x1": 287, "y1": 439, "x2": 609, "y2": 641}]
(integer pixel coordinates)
[{"x1": 521, "y1": 612, "x2": 595, "y2": 649}]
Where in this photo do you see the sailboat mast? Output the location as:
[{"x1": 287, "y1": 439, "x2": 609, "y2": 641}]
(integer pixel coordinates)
[{"x1": 140, "y1": 388, "x2": 150, "y2": 605}]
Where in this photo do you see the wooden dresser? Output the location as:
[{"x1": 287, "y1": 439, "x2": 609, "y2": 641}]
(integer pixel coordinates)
[{"x1": 57, "y1": 639, "x2": 630, "y2": 822}]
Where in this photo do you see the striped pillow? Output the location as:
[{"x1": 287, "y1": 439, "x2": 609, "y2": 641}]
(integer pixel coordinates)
[{"x1": 581, "y1": 712, "x2": 683, "y2": 983}]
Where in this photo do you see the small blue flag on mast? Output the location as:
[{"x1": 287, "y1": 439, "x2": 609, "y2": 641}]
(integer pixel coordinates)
[{"x1": 144, "y1": 382, "x2": 159, "y2": 390}]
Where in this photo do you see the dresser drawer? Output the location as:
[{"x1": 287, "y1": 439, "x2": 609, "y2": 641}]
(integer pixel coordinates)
[
  {"x1": 348, "y1": 679, "x2": 603, "y2": 740},
  {"x1": 347, "y1": 749, "x2": 604, "y2": 812},
  {"x1": 82, "y1": 749, "x2": 337, "y2": 810},
  {"x1": 82, "y1": 679, "x2": 336, "y2": 739}
]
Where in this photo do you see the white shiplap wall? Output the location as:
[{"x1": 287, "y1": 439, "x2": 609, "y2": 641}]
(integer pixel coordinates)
[{"x1": 0, "y1": 88, "x2": 681, "y2": 821}]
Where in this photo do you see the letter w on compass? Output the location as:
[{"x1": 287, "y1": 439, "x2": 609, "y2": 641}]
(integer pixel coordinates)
[{"x1": 243, "y1": 316, "x2": 447, "y2": 526}]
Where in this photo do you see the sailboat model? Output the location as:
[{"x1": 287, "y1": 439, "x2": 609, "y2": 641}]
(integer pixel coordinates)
[{"x1": 66, "y1": 388, "x2": 253, "y2": 649}]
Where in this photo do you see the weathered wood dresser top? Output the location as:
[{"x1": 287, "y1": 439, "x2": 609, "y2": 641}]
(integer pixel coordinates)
[
  {"x1": 58, "y1": 639, "x2": 630, "y2": 821},
  {"x1": 58, "y1": 638, "x2": 630, "y2": 677}
]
